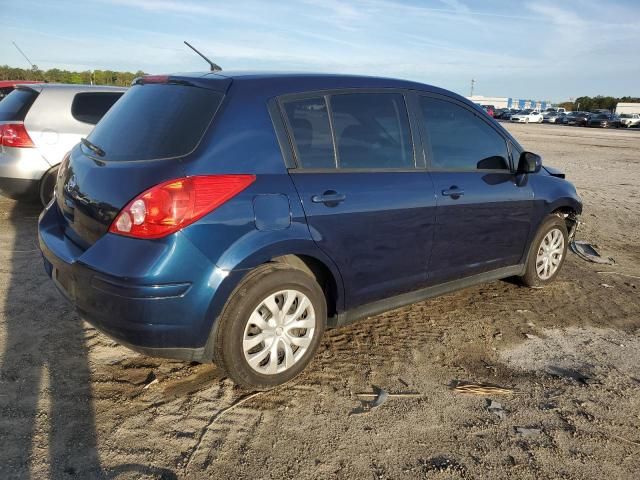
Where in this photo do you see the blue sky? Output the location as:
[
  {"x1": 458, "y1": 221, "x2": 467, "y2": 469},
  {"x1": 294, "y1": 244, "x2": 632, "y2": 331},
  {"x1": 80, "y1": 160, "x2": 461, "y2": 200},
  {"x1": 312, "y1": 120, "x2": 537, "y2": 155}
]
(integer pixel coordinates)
[{"x1": 1, "y1": 0, "x2": 638, "y2": 100}]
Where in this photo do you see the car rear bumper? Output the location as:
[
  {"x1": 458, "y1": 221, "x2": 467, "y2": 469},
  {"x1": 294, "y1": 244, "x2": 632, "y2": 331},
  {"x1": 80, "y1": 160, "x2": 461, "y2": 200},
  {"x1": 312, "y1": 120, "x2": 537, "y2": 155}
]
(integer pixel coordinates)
[
  {"x1": 0, "y1": 147, "x2": 50, "y2": 199},
  {"x1": 38, "y1": 201, "x2": 240, "y2": 361}
]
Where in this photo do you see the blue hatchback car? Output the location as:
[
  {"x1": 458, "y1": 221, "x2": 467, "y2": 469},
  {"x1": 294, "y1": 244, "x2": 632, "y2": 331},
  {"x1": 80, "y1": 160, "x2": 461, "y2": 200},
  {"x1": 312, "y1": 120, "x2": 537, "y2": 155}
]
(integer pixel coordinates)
[{"x1": 39, "y1": 72, "x2": 582, "y2": 388}]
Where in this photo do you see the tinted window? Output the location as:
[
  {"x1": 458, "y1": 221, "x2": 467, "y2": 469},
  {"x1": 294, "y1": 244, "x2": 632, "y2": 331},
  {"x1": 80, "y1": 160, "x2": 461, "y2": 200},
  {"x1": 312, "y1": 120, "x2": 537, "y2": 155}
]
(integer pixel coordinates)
[
  {"x1": 0, "y1": 87, "x2": 14, "y2": 100},
  {"x1": 283, "y1": 97, "x2": 335, "y2": 169},
  {"x1": 71, "y1": 92, "x2": 123, "y2": 125},
  {"x1": 86, "y1": 84, "x2": 222, "y2": 161},
  {"x1": 420, "y1": 97, "x2": 509, "y2": 171},
  {"x1": 331, "y1": 93, "x2": 413, "y2": 169},
  {"x1": 0, "y1": 88, "x2": 39, "y2": 121}
]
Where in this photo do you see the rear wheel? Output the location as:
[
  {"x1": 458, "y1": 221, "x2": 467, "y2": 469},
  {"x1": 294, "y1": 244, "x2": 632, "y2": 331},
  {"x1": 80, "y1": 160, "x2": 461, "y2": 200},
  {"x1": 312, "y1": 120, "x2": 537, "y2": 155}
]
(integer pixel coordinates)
[
  {"x1": 39, "y1": 165, "x2": 58, "y2": 206},
  {"x1": 520, "y1": 215, "x2": 568, "y2": 287},
  {"x1": 211, "y1": 264, "x2": 326, "y2": 389}
]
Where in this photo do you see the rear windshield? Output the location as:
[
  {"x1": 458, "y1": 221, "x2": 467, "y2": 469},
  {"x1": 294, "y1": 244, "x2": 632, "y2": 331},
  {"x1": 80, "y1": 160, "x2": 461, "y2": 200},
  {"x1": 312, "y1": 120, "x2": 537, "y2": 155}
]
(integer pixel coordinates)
[
  {"x1": 0, "y1": 88, "x2": 39, "y2": 121},
  {"x1": 86, "y1": 84, "x2": 223, "y2": 161}
]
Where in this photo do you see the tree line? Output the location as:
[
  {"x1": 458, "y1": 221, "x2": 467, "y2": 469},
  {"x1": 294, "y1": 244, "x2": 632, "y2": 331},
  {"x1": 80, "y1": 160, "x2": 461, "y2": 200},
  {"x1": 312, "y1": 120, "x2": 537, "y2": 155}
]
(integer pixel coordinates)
[
  {"x1": 557, "y1": 96, "x2": 640, "y2": 112},
  {"x1": 0, "y1": 65, "x2": 145, "y2": 86}
]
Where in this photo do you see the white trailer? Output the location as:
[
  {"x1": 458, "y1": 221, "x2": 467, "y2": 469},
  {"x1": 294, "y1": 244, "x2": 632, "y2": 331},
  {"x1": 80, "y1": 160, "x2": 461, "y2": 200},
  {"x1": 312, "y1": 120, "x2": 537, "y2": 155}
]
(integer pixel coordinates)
[{"x1": 616, "y1": 103, "x2": 640, "y2": 115}]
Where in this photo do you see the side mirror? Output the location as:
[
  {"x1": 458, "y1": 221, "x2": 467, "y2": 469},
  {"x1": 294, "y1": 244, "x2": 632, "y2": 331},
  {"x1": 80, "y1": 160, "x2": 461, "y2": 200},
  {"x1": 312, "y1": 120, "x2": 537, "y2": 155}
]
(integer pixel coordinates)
[{"x1": 517, "y1": 151, "x2": 542, "y2": 174}]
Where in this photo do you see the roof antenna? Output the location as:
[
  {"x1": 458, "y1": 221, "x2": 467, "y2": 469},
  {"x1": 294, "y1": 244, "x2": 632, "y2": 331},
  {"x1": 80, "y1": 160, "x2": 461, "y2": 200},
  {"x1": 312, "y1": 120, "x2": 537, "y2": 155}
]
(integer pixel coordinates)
[
  {"x1": 12, "y1": 41, "x2": 37, "y2": 70},
  {"x1": 184, "y1": 41, "x2": 222, "y2": 72}
]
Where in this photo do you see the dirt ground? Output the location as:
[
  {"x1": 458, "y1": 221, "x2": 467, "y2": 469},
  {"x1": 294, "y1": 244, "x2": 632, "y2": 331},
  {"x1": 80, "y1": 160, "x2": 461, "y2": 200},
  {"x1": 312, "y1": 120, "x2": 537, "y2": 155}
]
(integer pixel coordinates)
[{"x1": 1, "y1": 123, "x2": 639, "y2": 480}]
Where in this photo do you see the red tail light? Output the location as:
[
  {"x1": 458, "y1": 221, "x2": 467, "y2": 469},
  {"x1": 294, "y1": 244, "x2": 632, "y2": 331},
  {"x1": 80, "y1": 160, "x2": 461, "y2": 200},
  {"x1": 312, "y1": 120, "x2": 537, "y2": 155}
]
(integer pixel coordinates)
[
  {"x1": 0, "y1": 123, "x2": 35, "y2": 148},
  {"x1": 109, "y1": 175, "x2": 256, "y2": 239}
]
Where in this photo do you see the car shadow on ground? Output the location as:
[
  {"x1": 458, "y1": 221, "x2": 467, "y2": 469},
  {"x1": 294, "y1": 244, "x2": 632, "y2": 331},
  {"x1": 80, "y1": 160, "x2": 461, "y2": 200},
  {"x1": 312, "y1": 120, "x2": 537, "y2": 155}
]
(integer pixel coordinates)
[{"x1": 0, "y1": 200, "x2": 177, "y2": 479}]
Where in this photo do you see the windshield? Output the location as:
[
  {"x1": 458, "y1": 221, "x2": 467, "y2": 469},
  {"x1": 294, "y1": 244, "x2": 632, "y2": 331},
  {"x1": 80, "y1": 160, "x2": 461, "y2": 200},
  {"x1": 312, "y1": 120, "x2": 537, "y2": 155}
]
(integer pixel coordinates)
[
  {"x1": 0, "y1": 88, "x2": 39, "y2": 121},
  {"x1": 86, "y1": 84, "x2": 223, "y2": 161}
]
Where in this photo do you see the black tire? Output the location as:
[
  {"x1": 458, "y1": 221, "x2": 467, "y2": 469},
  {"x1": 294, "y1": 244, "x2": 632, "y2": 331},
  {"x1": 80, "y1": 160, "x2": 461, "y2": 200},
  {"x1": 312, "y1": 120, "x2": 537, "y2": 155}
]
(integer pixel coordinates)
[
  {"x1": 211, "y1": 263, "x2": 327, "y2": 390},
  {"x1": 39, "y1": 165, "x2": 59, "y2": 206},
  {"x1": 519, "y1": 215, "x2": 569, "y2": 287}
]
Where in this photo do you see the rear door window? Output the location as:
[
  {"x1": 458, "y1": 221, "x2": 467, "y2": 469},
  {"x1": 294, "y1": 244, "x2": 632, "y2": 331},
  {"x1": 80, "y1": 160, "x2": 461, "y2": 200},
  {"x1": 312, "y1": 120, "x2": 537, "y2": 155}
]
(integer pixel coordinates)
[
  {"x1": 420, "y1": 96, "x2": 509, "y2": 171},
  {"x1": 0, "y1": 88, "x2": 39, "y2": 121},
  {"x1": 330, "y1": 93, "x2": 414, "y2": 169},
  {"x1": 71, "y1": 92, "x2": 124, "y2": 125},
  {"x1": 282, "y1": 97, "x2": 336, "y2": 169},
  {"x1": 86, "y1": 84, "x2": 223, "y2": 161}
]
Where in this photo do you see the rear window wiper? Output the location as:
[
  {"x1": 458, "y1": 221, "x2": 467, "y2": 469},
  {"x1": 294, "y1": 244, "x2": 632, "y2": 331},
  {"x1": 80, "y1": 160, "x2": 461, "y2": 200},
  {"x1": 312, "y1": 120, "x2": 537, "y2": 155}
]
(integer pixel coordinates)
[{"x1": 81, "y1": 138, "x2": 106, "y2": 157}]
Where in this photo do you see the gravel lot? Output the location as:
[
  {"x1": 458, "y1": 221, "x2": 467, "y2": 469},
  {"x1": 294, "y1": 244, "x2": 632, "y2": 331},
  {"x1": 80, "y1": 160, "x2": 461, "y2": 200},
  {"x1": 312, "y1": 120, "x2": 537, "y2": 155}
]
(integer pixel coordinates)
[{"x1": 1, "y1": 123, "x2": 639, "y2": 479}]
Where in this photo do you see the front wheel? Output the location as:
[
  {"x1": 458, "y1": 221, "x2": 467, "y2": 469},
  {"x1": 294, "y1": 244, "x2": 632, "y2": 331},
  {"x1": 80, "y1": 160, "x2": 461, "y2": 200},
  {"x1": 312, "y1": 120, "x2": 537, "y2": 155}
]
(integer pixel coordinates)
[
  {"x1": 519, "y1": 215, "x2": 569, "y2": 287},
  {"x1": 211, "y1": 264, "x2": 327, "y2": 389}
]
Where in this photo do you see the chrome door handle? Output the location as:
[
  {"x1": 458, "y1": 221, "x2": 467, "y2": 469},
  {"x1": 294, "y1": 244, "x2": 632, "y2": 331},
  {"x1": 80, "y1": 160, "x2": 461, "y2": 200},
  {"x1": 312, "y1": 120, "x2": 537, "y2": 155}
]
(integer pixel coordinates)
[
  {"x1": 311, "y1": 191, "x2": 346, "y2": 205},
  {"x1": 442, "y1": 187, "x2": 464, "y2": 198}
]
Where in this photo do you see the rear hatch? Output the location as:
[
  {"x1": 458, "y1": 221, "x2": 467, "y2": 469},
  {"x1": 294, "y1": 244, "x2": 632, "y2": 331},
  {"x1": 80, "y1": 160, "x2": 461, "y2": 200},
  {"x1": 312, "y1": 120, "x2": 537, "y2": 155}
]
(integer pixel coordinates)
[{"x1": 55, "y1": 75, "x2": 230, "y2": 249}]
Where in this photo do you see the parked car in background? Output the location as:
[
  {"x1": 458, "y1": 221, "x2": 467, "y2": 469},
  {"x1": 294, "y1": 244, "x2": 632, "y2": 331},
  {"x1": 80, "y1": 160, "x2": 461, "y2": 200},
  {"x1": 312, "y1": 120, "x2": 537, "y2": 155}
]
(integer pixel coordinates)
[
  {"x1": 482, "y1": 105, "x2": 495, "y2": 117},
  {"x1": 500, "y1": 109, "x2": 520, "y2": 120},
  {"x1": 564, "y1": 112, "x2": 590, "y2": 126},
  {"x1": 619, "y1": 113, "x2": 640, "y2": 128},
  {"x1": 511, "y1": 110, "x2": 543, "y2": 123},
  {"x1": 0, "y1": 80, "x2": 44, "y2": 100},
  {"x1": 39, "y1": 71, "x2": 582, "y2": 389},
  {"x1": 0, "y1": 83, "x2": 125, "y2": 205},
  {"x1": 587, "y1": 113, "x2": 621, "y2": 128},
  {"x1": 543, "y1": 112, "x2": 565, "y2": 124},
  {"x1": 493, "y1": 108, "x2": 508, "y2": 119}
]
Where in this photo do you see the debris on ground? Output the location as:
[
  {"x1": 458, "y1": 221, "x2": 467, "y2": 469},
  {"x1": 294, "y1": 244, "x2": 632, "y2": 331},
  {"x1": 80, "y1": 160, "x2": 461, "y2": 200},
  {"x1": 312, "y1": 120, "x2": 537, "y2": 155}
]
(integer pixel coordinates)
[
  {"x1": 143, "y1": 378, "x2": 159, "y2": 389},
  {"x1": 600, "y1": 283, "x2": 614, "y2": 288},
  {"x1": 350, "y1": 387, "x2": 423, "y2": 415},
  {"x1": 545, "y1": 366, "x2": 595, "y2": 385},
  {"x1": 486, "y1": 399, "x2": 507, "y2": 419},
  {"x1": 598, "y1": 270, "x2": 640, "y2": 280},
  {"x1": 350, "y1": 386, "x2": 389, "y2": 415},
  {"x1": 515, "y1": 426, "x2": 542, "y2": 437},
  {"x1": 450, "y1": 381, "x2": 514, "y2": 396},
  {"x1": 570, "y1": 240, "x2": 615, "y2": 265}
]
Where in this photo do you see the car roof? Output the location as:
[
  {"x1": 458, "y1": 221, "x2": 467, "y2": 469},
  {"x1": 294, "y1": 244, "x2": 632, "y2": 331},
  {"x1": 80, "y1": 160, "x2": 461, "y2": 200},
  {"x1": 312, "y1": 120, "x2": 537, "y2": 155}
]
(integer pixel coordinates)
[
  {"x1": 17, "y1": 83, "x2": 127, "y2": 93},
  {"x1": 161, "y1": 70, "x2": 470, "y2": 102},
  {"x1": 0, "y1": 80, "x2": 44, "y2": 88}
]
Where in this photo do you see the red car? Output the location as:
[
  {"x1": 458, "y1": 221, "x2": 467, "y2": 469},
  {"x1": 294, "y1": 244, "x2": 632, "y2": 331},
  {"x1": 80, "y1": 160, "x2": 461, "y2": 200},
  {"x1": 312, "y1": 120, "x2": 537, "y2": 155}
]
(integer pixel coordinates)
[
  {"x1": 482, "y1": 104, "x2": 495, "y2": 117},
  {"x1": 0, "y1": 80, "x2": 44, "y2": 100}
]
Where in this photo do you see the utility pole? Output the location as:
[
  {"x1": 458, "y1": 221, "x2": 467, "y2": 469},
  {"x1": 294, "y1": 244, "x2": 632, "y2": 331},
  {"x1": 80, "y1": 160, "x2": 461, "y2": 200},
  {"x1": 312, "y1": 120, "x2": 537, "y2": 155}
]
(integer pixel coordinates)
[{"x1": 470, "y1": 78, "x2": 475, "y2": 97}]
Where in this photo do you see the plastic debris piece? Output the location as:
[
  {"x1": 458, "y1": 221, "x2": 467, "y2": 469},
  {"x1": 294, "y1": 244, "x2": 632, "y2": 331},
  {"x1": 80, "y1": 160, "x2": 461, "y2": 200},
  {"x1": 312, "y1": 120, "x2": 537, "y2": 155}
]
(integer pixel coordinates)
[
  {"x1": 545, "y1": 366, "x2": 593, "y2": 385},
  {"x1": 350, "y1": 386, "x2": 389, "y2": 415},
  {"x1": 570, "y1": 240, "x2": 615, "y2": 265}
]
